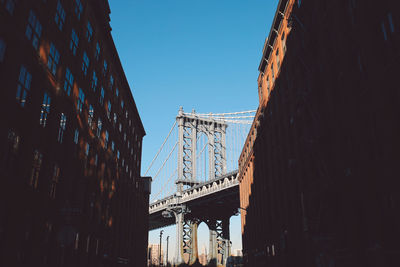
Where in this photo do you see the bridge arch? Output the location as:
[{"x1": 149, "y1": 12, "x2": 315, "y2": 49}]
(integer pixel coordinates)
[{"x1": 197, "y1": 221, "x2": 210, "y2": 265}]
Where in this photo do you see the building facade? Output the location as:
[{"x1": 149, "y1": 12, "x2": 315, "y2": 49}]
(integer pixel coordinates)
[
  {"x1": 239, "y1": 0, "x2": 399, "y2": 266},
  {"x1": 0, "y1": 0, "x2": 150, "y2": 266},
  {"x1": 147, "y1": 244, "x2": 163, "y2": 266}
]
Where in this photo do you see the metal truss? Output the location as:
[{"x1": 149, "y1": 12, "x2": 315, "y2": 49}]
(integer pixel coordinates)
[
  {"x1": 216, "y1": 219, "x2": 225, "y2": 258},
  {"x1": 182, "y1": 220, "x2": 192, "y2": 254},
  {"x1": 182, "y1": 125, "x2": 194, "y2": 182},
  {"x1": 214, "y1": 130, "x2": 225, "y2": 178}
]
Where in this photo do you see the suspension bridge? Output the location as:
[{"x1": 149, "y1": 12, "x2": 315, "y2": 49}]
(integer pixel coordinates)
[{"x1": 146, "y1": 107, "x2": 255, "y2": 266}]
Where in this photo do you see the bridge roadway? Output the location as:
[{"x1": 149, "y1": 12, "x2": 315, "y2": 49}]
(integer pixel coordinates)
[{"x1": 149, "y1": 170, "x2": 240, "y2": 230}]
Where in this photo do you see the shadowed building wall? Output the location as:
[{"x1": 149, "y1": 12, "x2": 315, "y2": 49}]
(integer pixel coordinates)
[
  {"x1": 239, "y1": 0, "x2": 399, "y2": 266},
  {"x1": 0, "y1": 0, "x2": 149, "y2": 266}
]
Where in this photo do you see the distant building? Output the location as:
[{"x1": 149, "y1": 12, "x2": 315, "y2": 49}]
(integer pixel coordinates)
[
  {"x1": 0, "y1": 0, "x2": 150, "y2": 266},
  {"x1": 235, "y1": 249, "x2": 243, "y2": 257},
  {"x1": 148, "y1": 244, "x2": 163, "y2": 266},
  {"x1": 239, "y1": 0, "x2": 399, "y2": 266},
  {"x1": 198, "y1": 245, "x2": 208, "y2": 265}
]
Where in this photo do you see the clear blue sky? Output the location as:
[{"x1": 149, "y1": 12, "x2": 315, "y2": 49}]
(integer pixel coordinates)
[{"x1": 109, "y1": 0, "x2": 279, "y2": 261}]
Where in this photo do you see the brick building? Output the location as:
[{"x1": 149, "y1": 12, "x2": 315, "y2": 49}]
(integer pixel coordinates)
[
  {"x1": 147, "y1": 244, "x2": 164, "y2": 266},
  {"x1": 0, "y1": 0, "x2": 150, "y2": 266},
  {"x1": 239, "y1": 0, "x2": 399, "y2": 266}
]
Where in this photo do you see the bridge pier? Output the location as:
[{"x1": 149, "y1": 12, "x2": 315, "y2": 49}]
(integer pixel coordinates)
[
  {"x1": 174, "y1": 210, "x2": 184, "y2": 264},
  {"x1": 207, "y1": 217, "x2": 231, "y2": 266}
]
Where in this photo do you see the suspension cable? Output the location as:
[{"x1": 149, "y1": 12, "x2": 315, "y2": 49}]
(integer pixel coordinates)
[
  {"x1": 151, "y1": 168, "x2": 177, "y2": 201},
  {"x1": 197, "y1": 115, "x2": 255, "y2": 119},
  {"x1": 187, "y1": 110, "x2": 256, "y2": 116},
  {"x1": 152, "y1": 141, "x2": 178, "y2": 181},
  {"x1": 144, "y1": 121, "x2": 177, "y2": 175}
]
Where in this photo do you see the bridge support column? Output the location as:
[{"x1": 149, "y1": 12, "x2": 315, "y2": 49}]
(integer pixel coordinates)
[
  {"x1": 207, "y1": 217, "x2": 231, "y2": 266},
  {"x1": 188, "y1": 220, "x2": 199, "y2": 265},
  {"x1": 221, "y1": 217, "x2": 231, "y2": 265},
  {"x1": 208, "y1": 220, "x2": 218, "y2": 265},
  {"x1": 174, "y1": 212, "x2": 184, "y2": 264}
]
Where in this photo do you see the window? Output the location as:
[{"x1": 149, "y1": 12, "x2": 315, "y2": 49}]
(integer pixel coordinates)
[
  {"x1": 0, "y1": 38, "x2": 5, "y2": 62},
  {"x1": 124, "y1": 133, "x2": 126, "y2": 142},
  {"x1": 271, "y1": 64, "x2": 275, "y2": 81},
  {"x1": 119, "y1": 123, "x2": 122, "y2": 132},
  {"x1": 104, "y1": 130, "x2": 109, "y2": 149},
  {"x1": 94, "y1": 154, "x2": 98, "y2": 166},
  {"x1": 106, "y1": 100, "x2": 111, "y2": 119},
  {"x1": 91, "y1": 71, "x2": 97, "y2": 91},
  {"x1": 49, "y1": 164, "x2": 60, "y2": 199},
  {"x1": 276, "y1": 49, "x2": 280, "y2": 69},
  {"x1": 88, "y1": 105, "x2": 94, "y2": 126},
  {"x1": 113, "y1": 113, "x2": 117, "y2": 125},
  {"x1": 95, "y1": 42, "x2": 100, "y2": 60},
  {"x1": 388, "y1": 13, "x2": 395, "y2": 33},
  {"x1": 16, "y1": 65, "x2": 32, "y2": 107},
  {"x1": 109, "y1": 75, "x2": 114, "y2": 89},
  {"x1": 381, "y1": 22, "x2": 387, "y2": 41},
  {"x1": 40, "y1": 92, "x2": 51, "y2": 127},
  {"x1": 267, "y1": 76, "x2": 270, "y2": 93},
  {"x1": 85, "y1": 143, "x2": 90, "y2": 156},
  {"x1": 121, "y1": 100, "x2": 124, "y2": 109},
  {"x1": 82, "y1": 51, "x2": 89, "y2": 75},
  {"x1": 64, "y1": 68, "x2": 74, "y2": 96},
  {"x1": 25, "y1": 10, "x2": 42, "y2": 50},
  {"x1": 74, "y1": 129, "x2": 79, "y2": 144},
  {"x1": 4, "y1": 130, "x2": 20, "y2": 170},
  {"x1": 117, "y1": 150, "x2": 120, "y2": 159},
  {"x1": 54, "y1": 1, "x2": 66, "y2": 30},
  {"x1": 74, "y1": 233, "x2": 80, "y2": 250},
  {"x1": 74, "y1": 0, "x2": 83, "y2": 20},
  {"x1": 58, "y1": 113, "x2": 67, "y2": 143},
  {"x1": 48, "y1": 43, "x2": 60, "y2": 75},
  {"x1": 115, "y1": 88, "x2": 119, "y2": 97},
  {"x1": 86, "y1": 21, "x2": 93, "y2": 42},
  {"x1": 298, "y1": 0, "x2": 301, "y2": 7},
  {"x1": 97, "y1": 118, "x2": 102, "y2": 137},
  {"x1": 111, "y1": 141, "x2": 114, "y2": 152},
  {"x1": 282, "y1": 32, "x2": 287, "y2": 54},
  {"x1": 103, "y1": 60, "x2": 107, "y2": 75},
  {"x1": 70, "y1": 29, "x2": 79, "y2": 55},
  {"x1": 100, "y1": 87, "x2": 104, "y2": 105},
  {"x1": 4, "y1": 0, "x2": 15, "y2": 15},
  {"x1": 77, "y1": 88, "x2": 85, "y2": 113},
  {"x1": 29, "y1": 150, "x2": 43, "y2": 189}
]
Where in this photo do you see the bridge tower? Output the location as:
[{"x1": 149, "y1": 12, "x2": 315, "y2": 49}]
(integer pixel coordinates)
[
  {"x1": 176, "y1": 106, "x2": 227, "y2": 192},
  {"x1": 173, "y1": 107, "x2": 229, "y2": 265}
]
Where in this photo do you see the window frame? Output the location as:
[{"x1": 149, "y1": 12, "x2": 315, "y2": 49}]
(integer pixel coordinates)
[
  {"x1": 58, "y1": 113, "x2": 67, "y2": 143},
  {"x1": 48, "y1": 43, "x2": 60, "y2": 75},
  {"x1": 77, "y1": 88, "x2": 85, "y2": 113},
  {"x1": 82, "y1": 51, "x2": 89, "y2": 75},
  {"x1": 54, "y1": 1, "x2": 66, "y2": 31},
  {"x1": 40, "y1": 92, "x2": 51, "y2": 127},
  {"x1": 25, "y1": 10, "x2": 42, "y2": 50},
  {"x1": 70, "y1": 29, "x2": 79, "y2": 56},
  {"x1": 16, "y1": 65, "x2": 32, "y2": 107},
  {"x1": 64, "y1": 68, "x2": 74, "y2": 96},
  {"x1": 86, "y1": 21, "x2": 93, "y2": 42}
]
